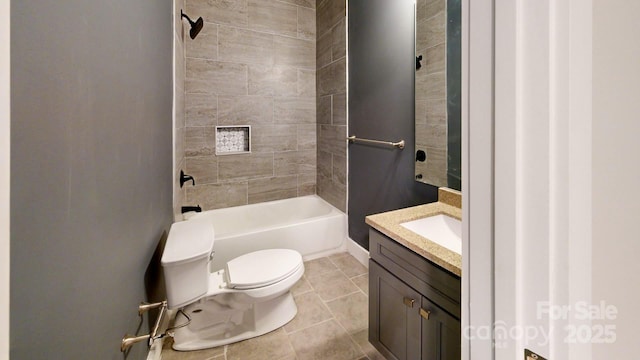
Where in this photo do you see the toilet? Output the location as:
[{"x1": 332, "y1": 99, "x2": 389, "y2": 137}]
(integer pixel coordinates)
[{"x1": 161, "y1": 219, "x2": 304, "y2": 351}]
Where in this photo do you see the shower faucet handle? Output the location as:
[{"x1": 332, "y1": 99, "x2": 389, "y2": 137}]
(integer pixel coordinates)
[{"x1": 180, "y1": 170, "x2": 195, "y2": 188}]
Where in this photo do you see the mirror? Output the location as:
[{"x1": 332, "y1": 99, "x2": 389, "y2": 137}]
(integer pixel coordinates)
[{"x1": 415, "y1": 0, "x2": 462, "y2": 190}]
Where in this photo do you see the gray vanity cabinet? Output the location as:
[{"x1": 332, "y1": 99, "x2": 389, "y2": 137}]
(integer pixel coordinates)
[{"x1": 369, "y1": 229, "x2": 461, "y2": 360}]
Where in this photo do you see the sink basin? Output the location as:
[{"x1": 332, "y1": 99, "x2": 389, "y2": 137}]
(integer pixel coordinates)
[{"x1": 400, "y1": 214, "x2": 462, "y2": 254}]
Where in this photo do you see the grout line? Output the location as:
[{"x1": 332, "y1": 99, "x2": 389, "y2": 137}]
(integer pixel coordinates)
[{"x1": 283, "y1": 317, "x2": 335, "y2": 336}]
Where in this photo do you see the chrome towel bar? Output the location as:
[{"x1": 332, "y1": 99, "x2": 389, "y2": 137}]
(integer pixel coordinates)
[{"x1": 347, "y1": 135, "x2": 405, "y2": 149}]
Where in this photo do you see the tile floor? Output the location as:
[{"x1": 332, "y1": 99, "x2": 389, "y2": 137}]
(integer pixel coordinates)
[{"x1": 161, "y1": 252, "x2": 385, "y2": 360}]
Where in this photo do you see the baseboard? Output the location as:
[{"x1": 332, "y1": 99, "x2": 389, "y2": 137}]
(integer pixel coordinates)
[{"x1": 346, "y1": 237, "x2": 370, "y2": 268}]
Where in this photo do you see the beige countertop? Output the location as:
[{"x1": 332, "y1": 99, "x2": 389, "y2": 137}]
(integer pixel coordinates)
[{"x1": 365, "y1": 192, "x2": 462, "y2": 277}]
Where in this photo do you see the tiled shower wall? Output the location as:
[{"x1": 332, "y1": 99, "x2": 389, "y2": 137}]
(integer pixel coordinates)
[
  {"x1": 316, "y1": 0, "x2": 347, "y2": 212},
  {"x1": 174, "y1": 0, "x2": 186, "y2": 219},
  {"x1": 183, "y1": 0, "x2": 317, "y2": 210},
  {"x1": 415, "y1": 0, "x2": 447, "y2": 186}
]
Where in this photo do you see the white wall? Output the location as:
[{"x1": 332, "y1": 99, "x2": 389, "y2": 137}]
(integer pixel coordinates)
[
  {"x1": 1, "y1": 0, "x2": 10, "y2": 358},
  {"x1": 592, "y1": 0, "x2": 640, "y2": 358}
]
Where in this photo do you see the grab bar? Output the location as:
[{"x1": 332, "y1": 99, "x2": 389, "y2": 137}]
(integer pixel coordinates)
[{"x1": 347, "y1": 135, "x2": 405, "y2": 150}]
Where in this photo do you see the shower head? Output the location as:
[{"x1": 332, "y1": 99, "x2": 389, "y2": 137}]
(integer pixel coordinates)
[{"x1": 181, "y1": 10, "x2": 204, "y2": 40}]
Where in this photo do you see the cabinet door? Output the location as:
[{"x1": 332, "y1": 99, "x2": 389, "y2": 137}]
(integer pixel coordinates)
[
  {"x1": 369, "y1": 260, "x2": 421, "y2": 360},
  {"x1": 420, "y1": 296, "x2": 461, "y2": 360}
]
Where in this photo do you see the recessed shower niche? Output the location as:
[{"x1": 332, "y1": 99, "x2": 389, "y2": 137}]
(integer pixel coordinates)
[{"x1": 215, "y1": 125, "x2": 251, "y2": 155}]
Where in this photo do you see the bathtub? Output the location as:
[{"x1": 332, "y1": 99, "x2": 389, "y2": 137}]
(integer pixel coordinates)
[{"x1": 185, "y1": 195, "x2": 347, "y2": 271}]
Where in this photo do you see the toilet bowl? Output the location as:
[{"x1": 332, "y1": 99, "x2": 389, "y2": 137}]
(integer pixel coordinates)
[{"x1": 161, "y1": 220, "x2": 304, "y2": 351}]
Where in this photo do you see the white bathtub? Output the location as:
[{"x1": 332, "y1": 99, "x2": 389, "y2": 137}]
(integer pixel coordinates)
[{"x1": 185, "y1": 195, "x2": 347, "y2": 271}]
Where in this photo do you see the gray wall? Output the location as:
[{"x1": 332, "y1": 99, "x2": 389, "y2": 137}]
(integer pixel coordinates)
[
  {"x1": 348, "y1": 0, "x2": 437, "y2": 249},
  {"x1": 11, "y1": 1, "x2": 173, "y2": 359}
]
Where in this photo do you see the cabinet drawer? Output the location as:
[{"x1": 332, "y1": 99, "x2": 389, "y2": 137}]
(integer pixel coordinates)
[{"x1": 369, "y1": 229, "x2": 461, "y2": 318}]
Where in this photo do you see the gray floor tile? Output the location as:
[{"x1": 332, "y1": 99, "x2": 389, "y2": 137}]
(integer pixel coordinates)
[
  {"x1": 326, "y1": 292, "x2": 369, "y2": 334},
  {"x1": 306, "y1": 269, "x2": 359, "y2": 301},
  {"x1": 284, "y1": 292, "x2": 333, "y2": 334},
  {"x1": 288, "y1": 320, "x2": 363, "y2": 360},
  {"x1": 226, "y1": 328, "x2": 295, "y2": 360},
  {"x1": 350, "y1": 273, "x2": 369, "y2": 295},
  {"x1": 329, "y1": 252, "x2": 368, "y2": 278}
]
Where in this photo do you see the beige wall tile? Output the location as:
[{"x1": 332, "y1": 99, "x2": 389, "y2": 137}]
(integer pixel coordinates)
[
  {"x1": 175, "y1": 87, "x2": 185, "y2": 127},
  {"x1": 317, "y1": 95, "x2": 331, "y2": 124},
  {"x1": 248, "y1": 0, "x2": 298, "y2": 38},
  {"x1": 182, "y1": 0, "x2": 318, "y2": 210},
  {"x1": 415, "y1": 70, "x2": 445, "y2": 100},
  {"x1": 218, "y1": 26, "x2": 274, "y2": 65},
  {"x1": 251, "y1": 124, "x2": 297, "y2": 152},
  {"x1": 218, "y1": 153, "x2": 274, "y2": 181},
  {"x1": 417, "y1": 10, "x2": 445, "y2": 51},
  {"x1": 419, "y1": 146, "x2": 447, "y2": 186},
  {"x1": 318, "y1": 124, "x2": 346, "y2": 157},
  {"x1": 274, "y1": 149, "x2": 316, "y2": 176},
  {"x1": 185, "y1": 156, "x2": 218, "y2": 185},
  {"x1": 298, "y1": 173, "x2": 316, "y2": 195},
  {"x1": 186, "y1": 93, "x2": 217, "y2": 126},
  {"x1": 332, "y1": 93, "x2": 346, "y2": 125},
  {"x1": 280, "y1": 0, "x2": 316, "y2": 9},
  {"x1": 420, "y1": 0, "x2": 446, "y2": 22},
  {"x1": 317, "y1": 0, "x2": 346, "y2": 37},
  {"x1": 186, "y1": 0, "x2": 248, "y2": 28},
  {"x1": 218, "y1": 95, "x2": 273, "y2": 125},
  {"x1": 424, "y1": 42, "x2": 445, "y2": 74},
  {"x1": 415, "y1": 99, "x2": 427, "y2": 126},
  {"x1": 274, "y1": 97, "x2": 315, "y2": 124},
  {"x1": 317, "y1": 173, "x2": 346, "y2": 212},
  {"x1": 316, "y1": 31, "x2": 332, "y2": 69},
  {"x1": 186, "y1": 22, "x2": 218, "y2": 60},
  {"x1": 185, "y1": 126, "x2": 216, "y2": 156},
  {"x1": 317, "y1": 57, "x2": 346, "y2": 96},
  {"x1": 416, "y1": 121, "x2": 447, "y2": 150},
  {"x1": 297, "y1": 6, "x2": 316, "y2": 41},
  {"x1": 331, "y1": 18, "x2": 346, "y2": 61},
  {"x1": 175, "y1": 126, "x2": 185, "y2": 170},
  {"x1": 186, "y1": 181, "x2": 248, "y2": 210},
  {"x1": 317, "y1": 150, "x2": 332, "y2": 179},
  {"x1": 186, "y1": 58, "x2": 247, "y2": 95},
  {"x1": 274, "y1": 36, "x2": 315, "y2": 69},
  {"x1": 297, "y1": 69, "x2": 316, "y2": 97},
  {"x1": 426, "y1": 97, "x2": 447, "y2": 124},
  {"x1": 332, "y1": 153, "x2": 346, "y2": 185},
  {"x1": 248, "y1": 175, "x2": 298, "y2": 203},
  {"x1": 297, "y1": 124, "x2": 316, "y2": 150},
  {"x1": 248, "y1": 65, "x2": 297, "y2": 96}
]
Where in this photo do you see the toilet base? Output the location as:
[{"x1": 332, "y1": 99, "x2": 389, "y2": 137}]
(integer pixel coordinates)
[{"x1": 171, "y1": 290, "x2": 298, "y2": 351}]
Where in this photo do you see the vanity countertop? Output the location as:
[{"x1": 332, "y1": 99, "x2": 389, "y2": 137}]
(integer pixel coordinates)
[{"x1": 365, "y1": 191, "x2": 462, "y2": 276}]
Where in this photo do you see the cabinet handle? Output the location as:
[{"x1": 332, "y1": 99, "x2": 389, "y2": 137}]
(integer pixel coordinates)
[
  {"x1": 403, "y1": 297, "x2": 415, "y2": 308},
  {"x1": 419, "y1": 308, "x2": 431, "y2": 320}
]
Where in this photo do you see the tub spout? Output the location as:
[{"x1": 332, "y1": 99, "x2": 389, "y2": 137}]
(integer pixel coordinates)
[{"x1": 181, "y1": 205, "x2": 202, "y2": 213}]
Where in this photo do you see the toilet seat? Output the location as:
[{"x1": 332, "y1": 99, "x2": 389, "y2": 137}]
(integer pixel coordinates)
[{"x1": 225, "y1": 249, "x2": 303, "y2": 290}]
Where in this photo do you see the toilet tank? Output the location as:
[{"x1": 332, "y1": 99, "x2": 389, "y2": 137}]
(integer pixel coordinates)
[{"x1": 161, "y1": 219, "x2": 215, "y2": 309}]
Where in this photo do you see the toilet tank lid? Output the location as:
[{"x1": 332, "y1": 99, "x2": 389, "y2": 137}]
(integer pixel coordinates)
[{"x1": 161, "y1": 220, "x2": 215, "y2": 266}]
